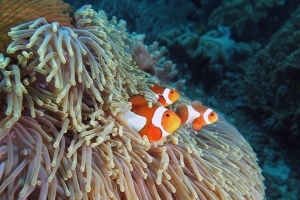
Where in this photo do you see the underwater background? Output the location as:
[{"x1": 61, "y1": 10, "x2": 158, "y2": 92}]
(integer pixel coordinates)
[{"x1": 62, "y1": 0, "x2": 300, "y2": 199}]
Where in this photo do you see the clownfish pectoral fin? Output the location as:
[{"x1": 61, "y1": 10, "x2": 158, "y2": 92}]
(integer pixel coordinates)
[
  {"x1": 146, "y1": 124, "x2": 162, "y2": 141},
  {"x1": 193, "y1": 123, "x2": 203, "y2": 131},
  {"x1": 158, "y1": 95, "x2": 168, "y2": 106},
  {"x1": 192, "y1": 117, "x2": 204, "y2": 131}
]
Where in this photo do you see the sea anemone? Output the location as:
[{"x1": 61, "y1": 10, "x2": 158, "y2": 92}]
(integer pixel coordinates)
[
  {"x1": 0, "y1": 3, "x2": 265, "y2": 200},
  {"x1": 0, "y1": 0, "x2": 74, "y2": 56}
]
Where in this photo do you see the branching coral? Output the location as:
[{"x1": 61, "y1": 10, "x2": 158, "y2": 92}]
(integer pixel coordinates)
[
  {"x1": 0, "y1": 3, "x2": 265, "y2": 200},
  {"x1": 121, "y1": 29, "x2": 183, "y2": 88},
  {"x1": 198, "y1": 26, "x2": 237, "y2": 67}
]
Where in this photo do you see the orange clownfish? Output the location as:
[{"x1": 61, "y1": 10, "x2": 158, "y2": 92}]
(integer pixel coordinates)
[
  {"x1": 150, "y1": 84, "x2": 180, "y2": 107},
  {"x1": 175, "y1": 101, "x2": 218, "y2": 131},
  {"x1": 122, "y1": 95, "x2": 181, "y2": 141}
]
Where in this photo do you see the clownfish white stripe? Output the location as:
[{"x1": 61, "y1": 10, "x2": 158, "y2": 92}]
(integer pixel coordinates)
[
  {"x1": 203, "y1": 108, "x2": 213, "y2": 124},
  {"x1": 162, "y1": 88, "x2": 173, "y2": 105},
  {"x1": 122, "y1": 111, "x2": 146, "y2": 132},
  {"x1": 152, "y1": 107, "x2": 170, "y2": 138},
  {"x1": 186, "y1": 105, "x2": 201, "y2": 124}
]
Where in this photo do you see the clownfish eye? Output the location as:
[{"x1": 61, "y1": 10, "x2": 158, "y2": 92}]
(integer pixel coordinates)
[
  {"x1": 211, "y1": 113, "x2": 214, "y2": 116},
  {"x1": 171, "y1": 91, "x2": 173, "y2": 94},
  {"x1": 166, "y1": 114, "x2": 170, "y2": 117}
]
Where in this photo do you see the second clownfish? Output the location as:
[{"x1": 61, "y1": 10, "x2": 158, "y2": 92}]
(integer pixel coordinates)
[
  {"x1": 175, "y1": 101, "x2": 218, "y2": 131},
  {"x1": 150, "y1": 84, "x2": 180, "y2": 107},
  {"x1": 122, "y1": 95, "x2": 181, "y2": 141}
]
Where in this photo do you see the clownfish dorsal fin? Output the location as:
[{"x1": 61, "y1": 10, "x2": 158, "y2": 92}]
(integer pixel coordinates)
[
  {"x1": 150, "y1": 84, "x2": 164, "y2": 94},
  {"x1": 129, "y1": 95, "x2": 148, "y2": 107},
  {"x1": 191, "y1": 100, "x2": 203, "y2": 113}
]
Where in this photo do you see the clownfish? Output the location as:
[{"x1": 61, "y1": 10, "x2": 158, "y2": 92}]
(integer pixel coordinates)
[
  {"x1": 175, "y1": 101, "x2": 218, "y2": 131},
  {"x1": 122, "y1": 95, "x2": 181, "y2": 141},
  {"x1": 149, "y1": 84, "x2": 180, "y2": 107}
]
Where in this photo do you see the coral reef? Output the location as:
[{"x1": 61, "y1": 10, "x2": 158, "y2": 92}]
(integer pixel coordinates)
[
  {"x1": 0, "y1": 2, "x2": 265, "y2": 200},
  {"x1": 159, "y1": 26, "x2": 241, "y2": 91},
  {"x1": 217, "y1": 3, "x2": 300, "y2": 149},
  {"x1": 159, "y1": 26, "x2": 238, "y2": 67},
  {"x1": 197, "y1": 26, "x2": 237, "y2": 67},
  {"x1": 65, "y1": 0, "x2": 198, "y2": 43},
  {"x1": 128, "y1": 37, "x2": 181, "y2": 87},
  {"x1": 116, "y1": 21, "x2": 183, "y2": 89},
  {"x1": 159, "y1": 29, "x2": 201, "y2": 66},
  {"x1": 208, "y1": 0, "x2": 285, "y2": 40}
]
